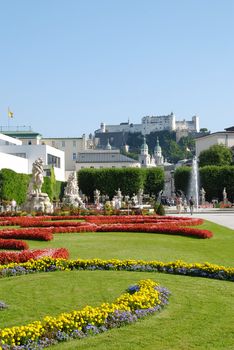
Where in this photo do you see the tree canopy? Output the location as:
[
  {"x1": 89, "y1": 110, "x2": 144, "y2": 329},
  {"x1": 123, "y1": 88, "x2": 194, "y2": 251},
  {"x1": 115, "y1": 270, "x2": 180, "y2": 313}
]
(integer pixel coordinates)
[{"x1": 199, "y1": 144, "x2": 233, "y2": 167}]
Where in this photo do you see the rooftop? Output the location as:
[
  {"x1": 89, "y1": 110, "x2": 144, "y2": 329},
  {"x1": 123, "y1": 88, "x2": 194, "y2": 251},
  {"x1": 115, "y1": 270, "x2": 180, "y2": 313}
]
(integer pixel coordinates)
[{"x1": 76, "y1": 150, "x2": 139, "y2": 163}]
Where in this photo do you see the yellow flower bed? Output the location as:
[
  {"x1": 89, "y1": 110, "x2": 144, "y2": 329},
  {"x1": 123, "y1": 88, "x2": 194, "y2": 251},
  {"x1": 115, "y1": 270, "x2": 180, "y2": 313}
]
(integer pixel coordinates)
[
  {"x1": 0, "y1": 279, "x2": 160, "y2": 347},
  {"x1": 0, "y1": 257, "x2": 233, "y2": 281}
]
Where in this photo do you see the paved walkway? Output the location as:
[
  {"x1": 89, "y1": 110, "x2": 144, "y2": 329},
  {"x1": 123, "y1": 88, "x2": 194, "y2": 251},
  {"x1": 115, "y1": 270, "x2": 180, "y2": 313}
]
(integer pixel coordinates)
[{"x1": 166, "y1": 209, "x2": 234, "y2": 230}]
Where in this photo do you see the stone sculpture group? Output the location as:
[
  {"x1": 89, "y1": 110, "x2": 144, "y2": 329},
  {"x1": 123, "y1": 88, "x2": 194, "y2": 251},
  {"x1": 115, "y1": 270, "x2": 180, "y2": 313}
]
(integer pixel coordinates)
[
  {"x1": 23, "y1": 158, "x2": 53, "y2": 213},
  {"x1": 62, "y1": 171, "x2": 85, "y2": 209}
]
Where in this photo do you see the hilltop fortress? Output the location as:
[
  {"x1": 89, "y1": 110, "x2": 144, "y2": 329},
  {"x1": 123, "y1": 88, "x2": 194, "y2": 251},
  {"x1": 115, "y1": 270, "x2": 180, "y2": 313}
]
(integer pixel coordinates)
[{"x1": 95, "y1": 113, "x2": 199, "y2": 135}]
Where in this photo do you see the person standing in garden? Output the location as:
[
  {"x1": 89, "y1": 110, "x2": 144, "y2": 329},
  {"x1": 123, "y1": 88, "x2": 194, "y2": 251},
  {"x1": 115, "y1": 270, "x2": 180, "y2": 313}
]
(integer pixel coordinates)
[{"x1": 189, "y1": 196, "x2": 194, "y2": 215}]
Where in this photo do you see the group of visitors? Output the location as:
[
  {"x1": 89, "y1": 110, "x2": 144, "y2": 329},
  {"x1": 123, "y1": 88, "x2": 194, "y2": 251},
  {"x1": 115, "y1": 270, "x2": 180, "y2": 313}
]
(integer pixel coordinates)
[{"x1": 176, "y1": 196, "x2": 194, "y2": 215}]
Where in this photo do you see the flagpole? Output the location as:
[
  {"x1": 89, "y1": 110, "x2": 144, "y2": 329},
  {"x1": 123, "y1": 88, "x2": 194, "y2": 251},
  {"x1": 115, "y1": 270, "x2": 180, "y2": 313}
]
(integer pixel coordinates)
[
  {"x1": 7, "y1": 107, "x2": 10, "y2": 130},
  {"x1": 7, "y1": 107, "x2": 14, "y2": 130}
]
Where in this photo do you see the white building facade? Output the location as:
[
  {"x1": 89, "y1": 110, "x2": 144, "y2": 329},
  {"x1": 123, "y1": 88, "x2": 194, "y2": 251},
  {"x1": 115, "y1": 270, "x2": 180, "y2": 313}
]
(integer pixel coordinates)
[
  {"x1": 195, "y1": 131, "x2": 234, "y2": 157},
  {"x1": 0, "y1": 134, "x2": 65, "y2": 181},
  {"x1": 2, "y1": 130, "x2": 96, "y2": 179}
]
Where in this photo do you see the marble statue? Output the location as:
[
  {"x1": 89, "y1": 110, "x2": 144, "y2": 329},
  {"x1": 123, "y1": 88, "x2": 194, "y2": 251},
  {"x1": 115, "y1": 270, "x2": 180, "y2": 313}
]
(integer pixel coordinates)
[
  {"x1": 29, "y1": 158, "x2": 44, "y2": 196},
  {"x1": 23, "y1": 158, "x2": 53, "y2": 213},
  {"x1": 200, "y1": 187, "x2": 206, "y2": 205},
  {"x1": 94, "y1": 189, "x2": 101, "y2": 206},
  {"x1": 137, "y1": 188, "x2": 144, "y2": 205},
  {"x1": 116, "y1": 188, "x2": 123, "y2": 201},
  {"x1": 223, "y1": 187, "x2": 228, "y2": 203},
  {"x1": 62, "y1": 172, "x2": 85, "y2": 209},
  {"x1": 64, "y1": 172, "x2": 79, "y2": 196},
  {"x1": 131, "y1": 193, "x2": 138, "y2": 206}
]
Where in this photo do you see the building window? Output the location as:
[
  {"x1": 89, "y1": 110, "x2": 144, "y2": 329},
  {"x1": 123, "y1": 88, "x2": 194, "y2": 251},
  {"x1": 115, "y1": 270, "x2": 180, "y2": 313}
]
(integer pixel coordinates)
[
  {"x1": 28, "y1": 140, "x2": 32, "y2": 145},
  {"x1": 72, "y1": 153, "x2": 76, "y2": 160},
  {"x1": 10, "y1": 153, "x2": 26, "y2": 158},
  {"x1": 47, "y1": 154, "x2": 61, "y2": 168}
]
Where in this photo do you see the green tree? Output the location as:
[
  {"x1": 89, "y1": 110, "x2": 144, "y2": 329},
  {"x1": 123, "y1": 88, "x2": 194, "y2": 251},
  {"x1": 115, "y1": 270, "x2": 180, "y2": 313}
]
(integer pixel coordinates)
[
  {"x1": 199, "y1": 144, "x2": 233, "y2": 167},
  {"x1": 143, "y1": 168, "x2": 164, "y2": 196},
  {"x1": 174, "y1": 166, "x2": 191, "y2": 195}
]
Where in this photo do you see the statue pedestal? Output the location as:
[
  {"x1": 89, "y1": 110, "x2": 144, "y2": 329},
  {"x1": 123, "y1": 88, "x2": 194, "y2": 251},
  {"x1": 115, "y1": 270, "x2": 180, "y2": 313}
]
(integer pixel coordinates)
[
  {"x1": 62, "y1": 194, "x2": 85, "y2": 209},
  {"x1": 23, "y1": 193, "x2": 54, "y2": 214}
]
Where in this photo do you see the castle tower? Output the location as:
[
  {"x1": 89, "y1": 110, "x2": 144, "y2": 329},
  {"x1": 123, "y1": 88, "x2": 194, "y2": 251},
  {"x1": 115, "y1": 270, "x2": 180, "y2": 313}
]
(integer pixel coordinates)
[{"x1": 192, "y1": 115, "x2": 200, "y2": 132}]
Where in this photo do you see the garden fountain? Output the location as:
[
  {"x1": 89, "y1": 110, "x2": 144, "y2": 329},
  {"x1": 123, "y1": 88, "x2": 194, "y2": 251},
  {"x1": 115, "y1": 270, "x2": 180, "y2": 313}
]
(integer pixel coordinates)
[{"x1": 188, "y1": 156, "x2": 199, "y2": 212}]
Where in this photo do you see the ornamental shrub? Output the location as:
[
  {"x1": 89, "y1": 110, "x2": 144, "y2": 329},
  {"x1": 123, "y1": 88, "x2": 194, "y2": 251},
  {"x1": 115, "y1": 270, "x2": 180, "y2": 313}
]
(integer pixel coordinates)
[{"x1": 156, "y1": 203, "x2": 165, "y2": 216}]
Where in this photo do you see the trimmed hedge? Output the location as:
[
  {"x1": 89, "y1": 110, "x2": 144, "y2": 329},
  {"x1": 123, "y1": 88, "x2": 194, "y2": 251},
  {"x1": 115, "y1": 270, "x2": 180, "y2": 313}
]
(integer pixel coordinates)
[
  {"x1": 78, "y1": 168, "x2": 164, "y2": 199},
  {"x1": 0, "y1": 169, "x2": 30, "y2": 204},
  {"x1": 0, "y1": 169, "x2": 64, "y2": 204},
  {"x1": 200, "y1": 166, "x2": 234, "y2": 202},
  {"x1": 0, "y1": 167, "x2": 164, "y2": 204},
  {"x1": 143, "y1": 168, "x2": 165, "y2": 196},
  {"x1": 174, "y1": 166, "x2": 191, "y2": 195},
  {"x1": 174, "y1": 165, "x2": 234, "y2": 201}
]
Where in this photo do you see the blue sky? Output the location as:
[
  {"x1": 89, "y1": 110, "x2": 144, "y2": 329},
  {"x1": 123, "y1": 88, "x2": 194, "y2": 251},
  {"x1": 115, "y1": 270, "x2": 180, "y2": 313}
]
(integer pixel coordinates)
[{"x1": 0, "y1": 0, "x2": 233, "y2": 137}]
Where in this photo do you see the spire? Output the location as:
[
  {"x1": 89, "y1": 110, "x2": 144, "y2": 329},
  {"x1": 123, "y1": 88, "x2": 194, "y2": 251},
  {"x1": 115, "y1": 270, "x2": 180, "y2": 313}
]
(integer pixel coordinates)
[
  {"x1": 140, "y1": 136, "x2": 148, "y2": 154},
  {"x1": 155, "y1": 137, "x2": 161, "y2": 153}
]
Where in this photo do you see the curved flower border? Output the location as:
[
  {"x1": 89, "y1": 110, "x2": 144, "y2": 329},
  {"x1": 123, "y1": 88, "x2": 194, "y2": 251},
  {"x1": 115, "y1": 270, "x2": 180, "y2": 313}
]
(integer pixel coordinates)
[
  {"x1": 0, "y1": 215, "x2": 212, "y2": 244},
  {"x1": 0, "y1": 279, "x2": 170, "y2": 349},
  {"x1": 1, "y1": 257, "x2": 233, "y2": 281}
]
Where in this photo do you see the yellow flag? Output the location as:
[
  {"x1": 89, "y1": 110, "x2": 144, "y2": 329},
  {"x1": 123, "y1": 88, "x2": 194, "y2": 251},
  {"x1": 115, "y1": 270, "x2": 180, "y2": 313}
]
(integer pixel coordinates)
[{"x1": 8, "y1": 107, "x2": 14, "y2": 118}]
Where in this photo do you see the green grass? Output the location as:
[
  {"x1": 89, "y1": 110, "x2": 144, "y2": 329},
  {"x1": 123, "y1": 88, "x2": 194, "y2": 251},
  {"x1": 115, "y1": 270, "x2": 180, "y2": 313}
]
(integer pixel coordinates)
[
  {"x1": 27, "y1": 221, "x2": 234, "y2": 266},
  {"x1": 0, "y1": 220, "x2": 234, "y2": 349},
  {"x1": 0, "y1": 271, "x2": 233, "y2": 350}
]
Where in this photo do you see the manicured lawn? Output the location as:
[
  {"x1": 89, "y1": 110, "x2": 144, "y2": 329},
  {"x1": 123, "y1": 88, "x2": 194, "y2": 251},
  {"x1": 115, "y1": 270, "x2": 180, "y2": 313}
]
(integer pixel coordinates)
[
  {"x1": 1, "y1": 271, "x2": 233, "y2": 350},
  {"x1": 1, "y1": 220, "x2": 233, "y2": 349},
  {"x1": 27, "y1": 221, "x2": 234, "y2": 266}
]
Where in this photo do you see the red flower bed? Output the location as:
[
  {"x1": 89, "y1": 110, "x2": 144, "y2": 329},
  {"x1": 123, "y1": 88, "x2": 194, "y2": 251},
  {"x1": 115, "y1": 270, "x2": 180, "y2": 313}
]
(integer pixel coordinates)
[
  {"x1": 84, "y1": 215, "x2": 204, "y2": 226},
  {"x1": 0, "y1": 215, "x2": 212, "y2": 243},
  {"x1": 0, "y1": 238, "x2": 28, "y2": 250},
  {"x1": 0, "y1": 228, "x2": 53, "y2": 241},
  {"x1": 52, "y1": 224, "x2": 97, "y2": 234},
  {"x1": 19, "y1": 220, "x2": 86, "y2": 228},
  {"x1": 0, "y1": 248, "x2": 69, "y2": 264},
  {"x1": 96, "y1": 223, "x2": 212, "y2": 238}
]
